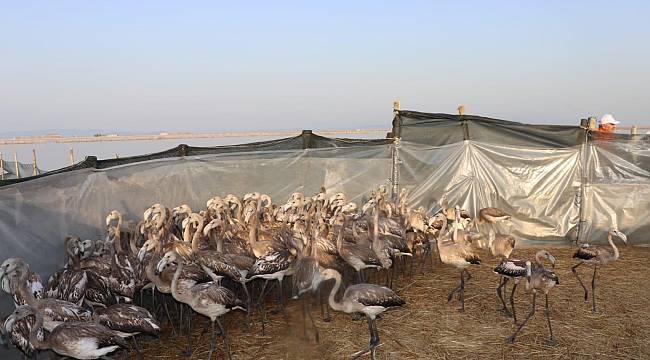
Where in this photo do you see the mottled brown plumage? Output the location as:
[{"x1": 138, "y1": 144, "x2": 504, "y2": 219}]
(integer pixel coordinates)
[
  {"x1": 93, "y1": 304, "x2": 160, "y2": 337},
  {"x1": 6, "y1": 305, "x2": 126, "y2": 359}
]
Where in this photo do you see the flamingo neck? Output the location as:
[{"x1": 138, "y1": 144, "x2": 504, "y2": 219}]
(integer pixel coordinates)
[
  {"x1": 16, "y1": 270, "x2": 38, "y2": 308},
  {"x1": 129, "y1": 222, "x2": 142, "y2": 255},
  {"x1": 216, "y1": 229, "x2": 224, "y2": 253},
  {"x1": 326, "y1": 271, "x2": 345, "y2": 313},
  {"x1": 608, "y1": 233, "x2": 620, "y2": 261},
  {"x1": 191, "y1": 220, "x2": 204, "y2": 252},
  {"x1": 171, "y1": 259, "x2": 187, "y2": 302},
  {"x1": 436, "y1": 216, "x2": 449, "y2": 252},
  {"x1": 183, "y1": 222, "x2": 192, "y2": 243},
  {"x1": 114, "y1": 214, "x2": 124, "y2": 254},
  {"x1": 249, "y1": 208, "x2": 260, "y2": 246},
  {"x1": 234, "y1": 200, "x2": 243, "y2": 223},
  {"x1": 69, "y1": 251, "x2": 81, "y2": 272},
  {"x1": 336, "y1": 218, "x2": 346, "y2": 252},
  {"x1": 373, "y1": 206, "x2": 379, "y2": 243}
]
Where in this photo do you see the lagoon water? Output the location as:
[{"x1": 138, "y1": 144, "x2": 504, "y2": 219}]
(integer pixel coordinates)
[{"x1": 1, "y1": 132, "x2": 386, "y2": 171}]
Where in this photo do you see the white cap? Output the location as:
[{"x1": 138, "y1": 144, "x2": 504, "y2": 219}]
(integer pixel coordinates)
[{"x1": 599, "y1": 114, "x2": 620, "y2": 126}]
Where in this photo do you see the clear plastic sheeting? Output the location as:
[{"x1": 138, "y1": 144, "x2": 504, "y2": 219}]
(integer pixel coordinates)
[
  {"x1": 580, "y1": 138, "x2": 650, "y2": 243},
  {"x1": 400, "y1": 141, "x2": 583, "y2": 245},
  {"x1": 0, "y1": 144, "x2": 391, "y2": 286}
]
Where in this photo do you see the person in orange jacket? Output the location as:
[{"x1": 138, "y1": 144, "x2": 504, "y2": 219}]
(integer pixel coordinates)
[{"x1": 595, "y1": 114, "x2": 619, "y2": 140}]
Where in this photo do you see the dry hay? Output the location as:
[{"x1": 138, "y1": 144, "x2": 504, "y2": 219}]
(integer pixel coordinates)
[{"x1": 122, "y1": 247, "x2": 650, "y2": 359}]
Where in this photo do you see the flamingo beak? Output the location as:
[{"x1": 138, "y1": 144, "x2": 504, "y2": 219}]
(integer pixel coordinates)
[
  {"x1": 137, "y1": 248, "x2": 146, "y2": 262},
  {"x1": 3, "y1": 315, "x2": 16, "y2": 334},
  {"x1": 155, "y1": 259, "x2": 166, "y2": 275}
]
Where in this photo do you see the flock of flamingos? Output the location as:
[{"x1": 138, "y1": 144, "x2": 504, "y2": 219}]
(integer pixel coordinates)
[{"x1": 0, "y1": 186, "x2": 628, "y2": 359}]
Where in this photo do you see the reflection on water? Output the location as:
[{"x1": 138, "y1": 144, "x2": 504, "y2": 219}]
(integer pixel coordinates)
[{"x1": 0, "y1": 133, "x2": 386, "y2": 171}]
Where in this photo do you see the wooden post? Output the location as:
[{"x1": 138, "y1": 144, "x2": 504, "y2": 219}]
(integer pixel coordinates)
[
  {"x1": 588, "y1": 117, "x2": 597, "y2": 130},
  {"x1": 0, "y1": 152, "x2": 4, "y2": 180},
  {"x1": 631, "y1": 126, "x2": 638, "y2": 136},
  {"x1": 458, "y1": 105, "x2": 466, "y2": 116},
  {"x1": 69, "y1": 148, "x2": 75, "y2": 166},
  {"x1": 32, "y1": 149, "x2": 39, "y2": 176},
  {"x1": 393, "y1": 100, "x2": 400, "y2": 114},
  {"x1": 13, "y1": 152, "x2": 20, "y2": 179}
]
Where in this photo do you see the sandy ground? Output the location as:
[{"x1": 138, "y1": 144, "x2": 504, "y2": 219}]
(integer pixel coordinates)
[{"x1": 122, "y1": 247, "x2": 650, "y2": 360}]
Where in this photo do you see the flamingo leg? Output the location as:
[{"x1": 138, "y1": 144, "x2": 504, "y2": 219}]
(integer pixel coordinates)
[
  {"x1": 571, "y1": 262, "x2": 588, "y2": 302},
  {"x1": 463, "y1": 268, "x2": 472, "y2": 281},
  {"x1": 271, "y1": 279, "x2": 289, "y2": 323},
  {"x1": 207, "y1": 321, "x2": 217, "y2": 360},
  {"x1": 162, "y1": 296, "x2": 177, "y2": 337},
  {"x1": 509, "y1": 282, "x2": 519, "y2": 324},
  {"x1": 506, "y1": 292, "x2": 536, "y2": 343},
  {"x1": 181, "y1": 308, "x2": 193, "y2": 357},
  {"x1": 591, "y1": 265, "x2": 598, "y2": 313},
  {"x1": 240, "y1": 282, "x2": 252, "y2": 329},
  {"x1": 132, "y1": 335, "x2": 144, "y2": 360},
  {"x1": 178, "y1": 303, "x2": 184, "y2": 336},
  {"x1": 459, "y1": 269, "x2": 466, "y2": 312},
  {"x1": 257, "y1": 280, "x2": 270, "y2": 335},
  {"x1": 447, "y1": 274, "x2": 463, "y2": 303},
  {"x1": 215, "y1": 317, "x2": 232, "y2": 360},
  {"x1": 319, "y1": 285, "x2": 331, "y2": 322},
  {"x1": 545, "y1": 294, "x2": 557, "y2": 345},
  {"x1": 419, "y1": 244, "x2": 429, "y2": 273},
  {"x1": 305, "y1": 297, "x2": 320, "y2": 343},
  {"x1": 301, "y1": 297, "x2": 308, "y2": 339},
  {"x1": 496, "y1": 277, "x2": 512, "y2": 316},
  {"x1": 350, "y1": 317, "x2": 375, "y2": 359}
]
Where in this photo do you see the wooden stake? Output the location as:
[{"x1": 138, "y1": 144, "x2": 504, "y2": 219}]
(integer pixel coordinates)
[
  {"x1": 588, "y1": 117, "x2": 597, "y2": 130},
  {"x1": 631, "y1": 126, "x2": 638, "y2": 136},
  {"x1": 13, "y1": 152, "x2": 20, "y2": 179},
  {"x1": 0, "y1": 152, "x2": 4, "y2": 180},
  {"x1": 69, "y1": 148, "x2": 75, "y2": 166},
  {"x1": 393, "y1": 100, "x2": 400, "y2": 114},
  {"x1": 32, "y1": 149, "x2": 38, "y2": 176},
  {"x1": 458, "y1": 105, "x2": 466, "y2": 116}
]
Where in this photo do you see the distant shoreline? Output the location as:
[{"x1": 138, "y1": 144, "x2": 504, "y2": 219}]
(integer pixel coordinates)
[{"x1": 0, "y1": 129, "x2": 390, "y2": 145}]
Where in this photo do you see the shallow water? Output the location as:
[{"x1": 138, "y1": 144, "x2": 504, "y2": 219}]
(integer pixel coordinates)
[{"x1": 0, "y1": 132, "x2": 385, "y2": 171}]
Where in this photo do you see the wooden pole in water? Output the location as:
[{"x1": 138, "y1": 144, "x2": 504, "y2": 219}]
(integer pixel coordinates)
[
  {"x1": 32, "y1": 149, "x2": 38, "y2": 176},
  {"x1": 0, "y1": 152, "x2": 4, "y2": 180},
  {"x1": 13, "y1": 152, "x2": 20, "y2": 179},
  {"x1": 69, "y1": 148, "x2": 75, "y2": 166}
]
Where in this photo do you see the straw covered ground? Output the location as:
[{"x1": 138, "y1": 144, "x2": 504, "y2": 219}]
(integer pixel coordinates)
[{"x1": 124, "y1": 247, "x2": 650, "y2": 359}]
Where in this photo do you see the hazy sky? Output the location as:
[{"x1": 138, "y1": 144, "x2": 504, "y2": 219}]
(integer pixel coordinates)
[{"x1": 1, "y1": 1, "x2": 648, "y2": 133}]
